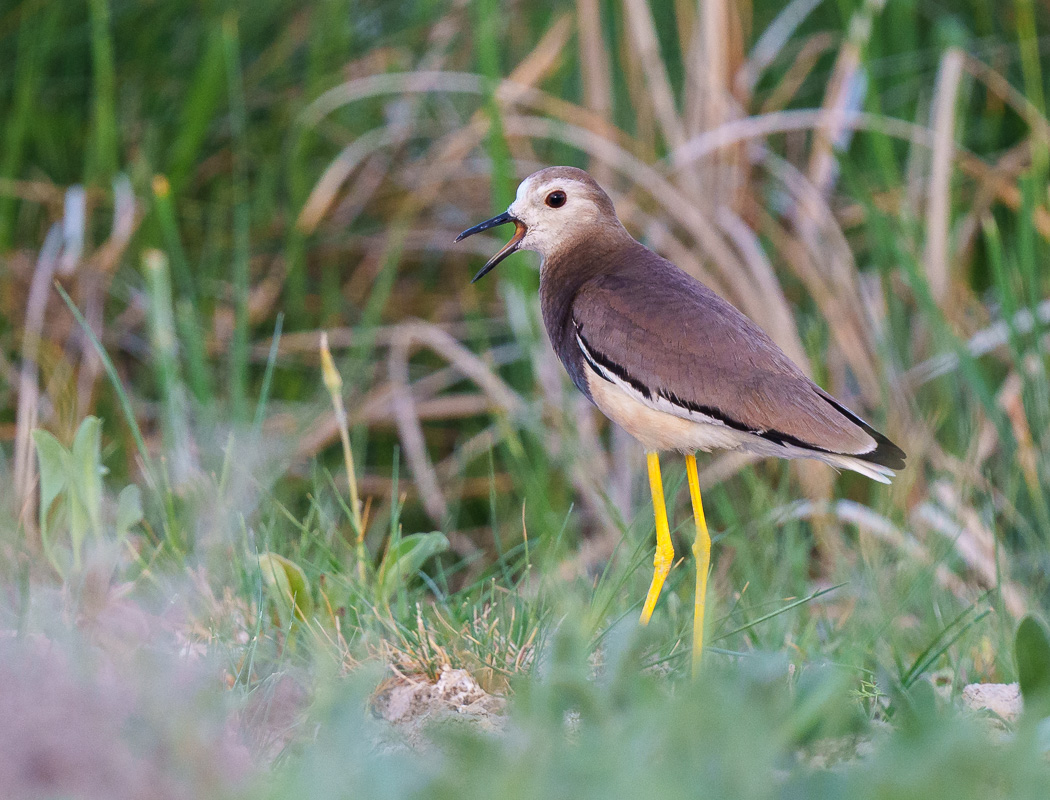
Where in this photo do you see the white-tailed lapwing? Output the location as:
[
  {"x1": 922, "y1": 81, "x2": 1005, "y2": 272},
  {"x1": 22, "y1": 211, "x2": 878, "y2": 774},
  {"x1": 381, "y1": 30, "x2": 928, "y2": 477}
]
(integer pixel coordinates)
[{"x1": 457, "y1": 166, "x2": 905, "y2": 673}]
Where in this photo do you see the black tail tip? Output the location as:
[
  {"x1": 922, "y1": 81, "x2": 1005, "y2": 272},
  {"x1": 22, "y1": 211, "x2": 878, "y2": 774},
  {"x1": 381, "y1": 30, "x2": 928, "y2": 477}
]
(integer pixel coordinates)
[
  {"x1": 864, "y1": 432, "x2": 907, "y2": 470},
  {"x1": 817, "y1": 389, "x2": 906, "y2": 470}
]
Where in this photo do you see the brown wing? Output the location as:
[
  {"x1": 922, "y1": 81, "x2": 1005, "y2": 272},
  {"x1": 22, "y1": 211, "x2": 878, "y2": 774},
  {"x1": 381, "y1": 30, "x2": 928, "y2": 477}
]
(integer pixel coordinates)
[{"x1": 571, "y1": 264, "x2": 904, "y2": 467}]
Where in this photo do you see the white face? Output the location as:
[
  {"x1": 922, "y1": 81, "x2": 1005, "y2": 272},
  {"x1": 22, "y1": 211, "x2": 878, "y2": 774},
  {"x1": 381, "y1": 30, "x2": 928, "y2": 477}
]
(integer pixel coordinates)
[{"x1": 506, "y1": 175, "x2": 606, "y2": 257}]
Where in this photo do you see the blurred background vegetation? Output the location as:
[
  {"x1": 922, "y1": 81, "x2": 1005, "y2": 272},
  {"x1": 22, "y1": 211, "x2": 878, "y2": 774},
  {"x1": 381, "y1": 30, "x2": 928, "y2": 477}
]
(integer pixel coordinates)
[{"x1": 3, "y1": 0, "x2": 1050, "y2": 796}]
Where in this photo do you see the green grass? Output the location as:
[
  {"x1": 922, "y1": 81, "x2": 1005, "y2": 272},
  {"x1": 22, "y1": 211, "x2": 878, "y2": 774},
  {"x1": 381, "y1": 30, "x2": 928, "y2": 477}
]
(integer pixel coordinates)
[{"x1": 2, "y1": 0, "x2": 1050, "y2": 796}]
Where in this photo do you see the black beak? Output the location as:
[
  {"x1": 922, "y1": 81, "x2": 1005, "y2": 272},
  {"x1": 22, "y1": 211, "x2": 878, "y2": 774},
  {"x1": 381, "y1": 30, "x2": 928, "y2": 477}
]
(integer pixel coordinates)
[{"x1": 455, "y1": 211, "x2": 527, "y2": 283}]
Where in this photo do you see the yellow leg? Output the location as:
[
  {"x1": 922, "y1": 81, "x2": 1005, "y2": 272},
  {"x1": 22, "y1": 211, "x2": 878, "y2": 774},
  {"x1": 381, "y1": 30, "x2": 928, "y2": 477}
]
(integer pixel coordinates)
[
  {"x1": 640, "y1": 452, "x2": 674, "y2": 625},
  {"x1": 685, "y1": 453, "x2": 711, "y2": 676}
]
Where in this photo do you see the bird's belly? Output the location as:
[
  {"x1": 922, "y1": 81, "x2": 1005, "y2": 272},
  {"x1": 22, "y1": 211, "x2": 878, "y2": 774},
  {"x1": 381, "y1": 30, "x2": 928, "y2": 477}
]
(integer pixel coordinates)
[{"x1": 585, "y1": 370, "x2": 747, "y2": 453}]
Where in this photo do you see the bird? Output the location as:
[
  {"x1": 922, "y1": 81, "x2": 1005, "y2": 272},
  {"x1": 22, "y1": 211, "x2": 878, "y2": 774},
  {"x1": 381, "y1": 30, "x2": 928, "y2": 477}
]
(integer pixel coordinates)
[{"x1": 456, "y1": 166, "x2": 905, "y2": 673}]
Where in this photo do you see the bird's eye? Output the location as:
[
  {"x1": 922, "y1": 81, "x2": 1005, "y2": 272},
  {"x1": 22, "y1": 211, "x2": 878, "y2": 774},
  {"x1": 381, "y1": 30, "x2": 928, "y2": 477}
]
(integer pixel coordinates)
[{"x1": 545, "y1": 190, "x2": 567, "y2": 209}]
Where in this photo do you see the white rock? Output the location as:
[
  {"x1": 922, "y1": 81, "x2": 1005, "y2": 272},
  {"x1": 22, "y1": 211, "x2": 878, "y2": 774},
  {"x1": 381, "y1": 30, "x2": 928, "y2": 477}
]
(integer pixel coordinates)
[{"x1": 962, "y1": 683, "x2": 1022, "y2": 723}]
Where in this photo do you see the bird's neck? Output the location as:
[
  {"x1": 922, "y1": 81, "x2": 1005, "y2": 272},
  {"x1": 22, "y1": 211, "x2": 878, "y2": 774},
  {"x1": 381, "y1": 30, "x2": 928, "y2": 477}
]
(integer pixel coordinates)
[{"x1": 538, "y1": 229, "x2": 639, "y2": 361}]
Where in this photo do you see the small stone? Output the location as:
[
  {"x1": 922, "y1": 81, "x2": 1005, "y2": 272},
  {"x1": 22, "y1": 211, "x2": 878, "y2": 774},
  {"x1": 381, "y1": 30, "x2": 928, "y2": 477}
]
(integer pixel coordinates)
[{"x1": 962, "y1": 683, "x2": 1022, "y2": 723}]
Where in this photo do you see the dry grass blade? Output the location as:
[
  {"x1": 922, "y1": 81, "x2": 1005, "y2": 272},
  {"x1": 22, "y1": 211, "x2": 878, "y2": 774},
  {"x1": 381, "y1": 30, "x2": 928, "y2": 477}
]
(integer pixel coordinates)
[
  {"x1": 500, "y1": 13, "x2": 573, "y2": 92},
  {"x1": 620, "y1": 0, "x2": 686, "y2": 150},
  {"x1": 301, "y1": 13, "x2": 572, "y2": 239},
  {"x1": 998, "y1": 370, "x2": 1041, "y2": 498},
  {"x1": 963, "y1": 54, "x2": 1050, "y2": 145},
  {"x1": 696, "y1": 450, "x2": 759, "y2": 490},
  {"x1": 435, "y1": 425, "x2": 503, "y2": 486},
  {"x1": 0, "y1": 177, "x2": 69, "y2": 210},
  {"x1": 804, "y1": 0, "x2": 885, "y2": 203},
  {"x1": 716, "y1": 206, "x2": 811, "y2": 373},
  {"x1": 290, "y1": 343, "x2": 523, "y2": 464},
  {"x1": 388, "y1": 322, "x2": 526, "y2": 526},
  {"x1": 298, "y1": 127, "x2": 411, "y2": 233},
  {"x1": 805, "y1": 40, "x2": 861, "y2": 197},
  {"x1": 739, "y1": 0, "x2": 823, "y2": 94},
  {"x1": 758, "y1": 33, "x2": 837, "y2": 115},
  {"x1": 685, "y1": 0, "x2": 747, "y2": 202},
  {"x1": 954, "y1": 144, "x2": 1050, "y2": 255},
  {"x1": 76, "y1": 177, "x2": 138, "y2": 419},
  {"x1": 696, "y1": 0, "x2": 731, "y2": 135},
  {"x1": 299, "y1": 71, "x2": 485, "y2": 130},
  {"x1": 385, "y1": 362, "x2": 441, "y2": 526},
  {"x1": 576, "y1": 0, "x2": 614, "y2": 185},
  {"x1": 669, "y1": 109, "x2": 939, "y2": 169},
  {"x1": 12, "y1": 222, "x2": 64, "y2": 546},
  {"x1": 250, "y1": 320, "x2": 506, "y2": 360},
  {"x1": 924, "y1": 48, "x2": 965, "y2": 307},
  {"x1": 903, "y1": 298, "x2": 1050, "y2": 388},
  {"x1": 57, "y1": 187, "x2": 85, "y2": 276},
  {"x1": 386, "y1": 330, "x2": 449, "y2": 526},
  {"x1": 759, "y1": 151, "x2": 883, "y2": 401},
  {"x1": 914, "y1": 482, "x2": 1027, "y2": 618},
  {"x1": 525, "y1": 329, "x2": 625, "y2": 560},
  {"x1": 765, "y1": 498, "x2": 975, "y2": 607},
  {"x1": 87, "y1": 176, "x2": 137, "y2": 277}
]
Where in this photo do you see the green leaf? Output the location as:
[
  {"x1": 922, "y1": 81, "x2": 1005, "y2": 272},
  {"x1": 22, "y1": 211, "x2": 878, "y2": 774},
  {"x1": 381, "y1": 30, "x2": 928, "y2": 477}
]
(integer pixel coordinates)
[
  {"x1": 376, "y1": 532, "x2": 449, "y2": 603},
  {"x1": 115, "y1": 484, "x2": 143, "y2": 539},
  {"x1": 32, "y1": 429, "x2": 72, "y2": 572},
  {"x1": 1016, "y1": 615, "x2": 1050, "y2": 717},
  {"x1": 1037, "y1": 716, "x2": 1050, "y2": 754},
  {"x1": 69, "y1": 416, "x2": 104, "y2": 541},
  {"x1": 892, "y1": 678, "x2": 940, "y2": 738},
  {"x1": 258, "y1": 552, "x2": 314, "y2": 622},
  {"x1": 32, "y1": 429, "x2": 70, "y2": 530}
]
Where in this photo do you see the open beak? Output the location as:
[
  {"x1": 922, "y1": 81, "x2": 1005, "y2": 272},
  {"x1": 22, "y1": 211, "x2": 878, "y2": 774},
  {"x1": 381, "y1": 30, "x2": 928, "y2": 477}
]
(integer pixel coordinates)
[{"x1": 455, "y1": 211, "x2": 527, "y2": 283}]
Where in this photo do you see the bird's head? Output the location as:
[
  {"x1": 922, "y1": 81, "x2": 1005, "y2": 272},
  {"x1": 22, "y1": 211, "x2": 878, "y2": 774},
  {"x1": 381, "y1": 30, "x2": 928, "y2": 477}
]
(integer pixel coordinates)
[{"x1": 456, "y1": 167, "x2": 627, "y2": 282}]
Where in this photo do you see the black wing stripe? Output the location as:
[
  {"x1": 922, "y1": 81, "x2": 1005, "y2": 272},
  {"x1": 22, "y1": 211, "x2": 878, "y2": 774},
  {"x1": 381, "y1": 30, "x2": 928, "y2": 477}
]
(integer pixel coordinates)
[
  {"x1": 575, "y1": 325, "x2": 652, "y2": 400},
  {"x1": 657, "y1": 387, "x2": 752, "y2": 434},
  {"x1": 575, "y1": 326, "x2": 864, "y2": 456}
]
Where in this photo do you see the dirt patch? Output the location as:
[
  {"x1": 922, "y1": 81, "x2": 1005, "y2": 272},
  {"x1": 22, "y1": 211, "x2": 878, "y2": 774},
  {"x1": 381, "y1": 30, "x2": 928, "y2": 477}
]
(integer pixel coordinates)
[{"x1": 371, "y1": 665, "x2": 506, "y2": 748}]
